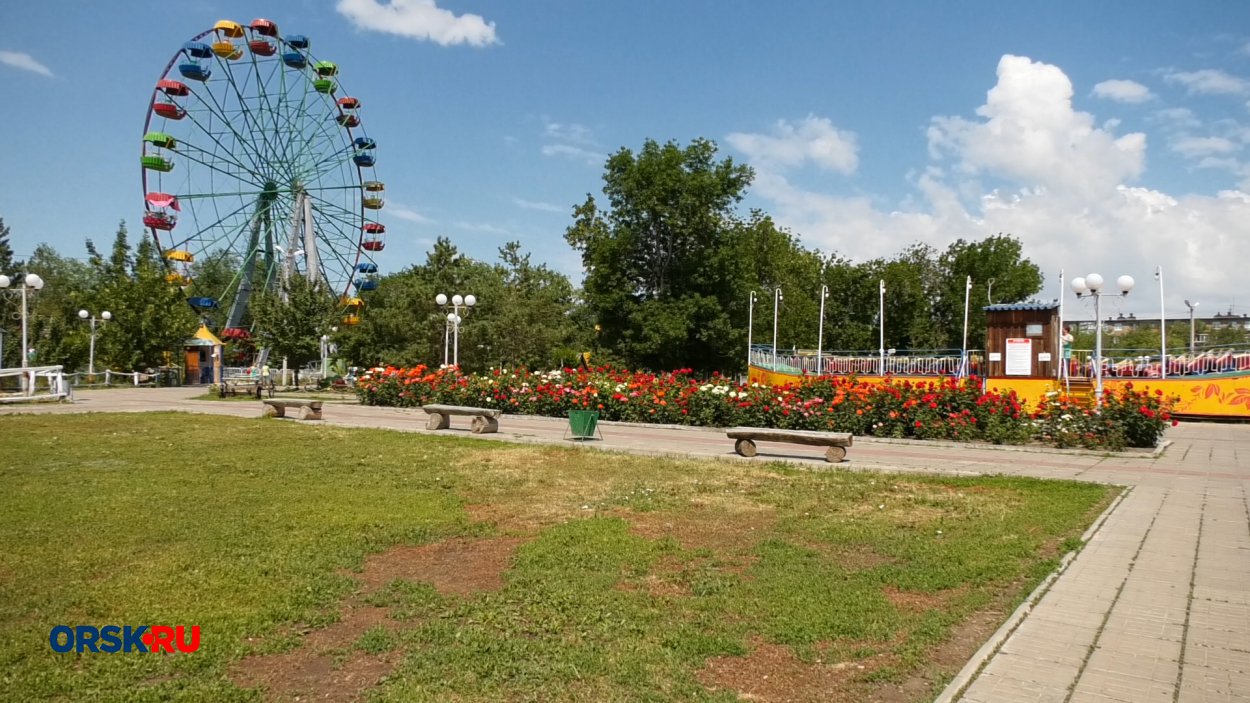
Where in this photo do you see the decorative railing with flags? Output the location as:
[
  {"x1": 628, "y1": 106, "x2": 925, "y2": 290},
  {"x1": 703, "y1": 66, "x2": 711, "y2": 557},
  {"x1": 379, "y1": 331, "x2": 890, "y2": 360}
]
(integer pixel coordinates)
[
  {"x1": 1065, "y1": 345, "x2": 1250, "y2": 379},
  {"x1": 750, "y1": 346, "x2": 982, "y2": 378}
]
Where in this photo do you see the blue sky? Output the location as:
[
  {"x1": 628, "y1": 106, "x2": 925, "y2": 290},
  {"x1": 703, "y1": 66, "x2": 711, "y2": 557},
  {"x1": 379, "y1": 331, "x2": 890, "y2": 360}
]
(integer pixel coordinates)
[{"x1": 2, "y1": 1, "x2": 1250, "y2": 318}]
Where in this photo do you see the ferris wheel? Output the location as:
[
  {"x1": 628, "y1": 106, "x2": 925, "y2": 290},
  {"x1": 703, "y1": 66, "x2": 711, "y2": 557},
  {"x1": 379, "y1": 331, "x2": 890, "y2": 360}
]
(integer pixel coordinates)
[{"x1": 141, "y1": 19, "x2": 385, "y2": 339}]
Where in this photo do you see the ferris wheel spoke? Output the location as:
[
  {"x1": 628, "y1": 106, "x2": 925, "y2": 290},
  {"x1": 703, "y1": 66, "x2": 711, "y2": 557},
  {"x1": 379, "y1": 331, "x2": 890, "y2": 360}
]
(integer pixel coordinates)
[
  {"x1": 220, "y1": 61, "x2": 287, "y2": 174},
  {"x1": 176, "y1": 143, "x2": 268, "y2": 191},
  {"x1": 180, "y1": 101, "x2": 266, "y2": 178},
  {"x1": 194, "y1": 81, "x2": 274, "y2": 177}
]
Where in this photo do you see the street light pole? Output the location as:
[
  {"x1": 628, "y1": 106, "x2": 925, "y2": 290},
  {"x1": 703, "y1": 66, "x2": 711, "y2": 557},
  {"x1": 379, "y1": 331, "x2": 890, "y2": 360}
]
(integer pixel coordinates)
[
  {"x1": 1071, "y1": 273, "x2": 1135, "y2": 406},
  {"x1": 1155, "y1": 267, "x2": 1166, "y2": 379},
  {"x1": 817, "y1": 285, "x2": 828, "y2": 376},
  {"x1": 436, "y1": 293, "x2": 476, "y2": 367},
  {"x1": 771, "y1": 287, "x2": 782, "y2": 370},
  {"x1": 878, "y1": 279, "x2": 886, "y2": 376},
  {"x1": 1184, "y1": 299, "x2": 1199, "y2": 357},
  {"x1": 747, "y1": 291, "x2": 756, "y2": 373},
  {"x1": 77, "y1": 309, "x2": 112, "y2": 378},
  {"x1": 960, "y1": 275, "x2": 972, "y2": 378},
  {"x1": 0, "y1": 273, "x2": 45, "y2": 370}
]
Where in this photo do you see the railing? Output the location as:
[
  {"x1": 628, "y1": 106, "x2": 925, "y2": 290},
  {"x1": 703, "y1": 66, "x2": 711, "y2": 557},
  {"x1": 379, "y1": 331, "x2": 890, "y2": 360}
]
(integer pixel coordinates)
[
  {"x1": 1066, "y1": 346, "x2": 1250, "y2": 378},
  {"x1": 63, "y1": 370, "x2": 164, "y2": 388},
  {"x1": 0, "y1": 365, "x2": 70, "y2": 402},
  {"x1": 750, "y1": 347, "x2": 980, "y2": 378}
]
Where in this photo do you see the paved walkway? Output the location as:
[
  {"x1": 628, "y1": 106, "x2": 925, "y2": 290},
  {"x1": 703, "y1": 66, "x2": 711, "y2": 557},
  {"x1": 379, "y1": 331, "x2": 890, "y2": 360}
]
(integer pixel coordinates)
[{"x1": 3, "y1": 388, "x2": 1247, "y2": 702}]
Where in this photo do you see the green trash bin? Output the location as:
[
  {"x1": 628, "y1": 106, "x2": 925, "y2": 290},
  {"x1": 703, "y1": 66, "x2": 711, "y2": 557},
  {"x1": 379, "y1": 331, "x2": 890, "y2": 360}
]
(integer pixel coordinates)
[{"x1": 567, "y1": 409, "x2": 601, "y2": 441}]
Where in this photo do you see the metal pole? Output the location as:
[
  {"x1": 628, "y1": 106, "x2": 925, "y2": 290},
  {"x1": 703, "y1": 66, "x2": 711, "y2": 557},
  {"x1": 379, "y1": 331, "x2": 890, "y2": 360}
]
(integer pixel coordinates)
[
  {"x1": 1190, "y1": 305, "x2": 1200, "y2": 355},
  {"x1": 1094, "y1": 293, "x2": 1104, "y2": 407},
  {"x1": 88, "y1": 318, "x2": 96, "y2": 377},
  {"x1": 1157, "y1": 266, "x2": 1166, "y2": 379},
  {"x1": 878, "y1": 279, "x2": 885, "y2": 376},
  {"x1": 1059, "y1": 269, "x2": 1069, "y2": 394},
  {"x1": 772, "y1": 288, "x2": 781, "y2": 370},
  {"x1": 20, "y1": 284, "x2": 29, "y2": 370},
  {"x1": 747, "y1": 291, "x2": 755, "y2": 373},
  {"x1": 453, "y1": 302, "x2": 460, "y2": 367},
  {"x1": 443, "y1": 315, "x2": 450, "y2": 367},
  {"x1": 960, "y1": 276, "x2": 971, "y2": 378},
  {"x1": 817, "y1": 285, "x2": 827, "y2": 375}
]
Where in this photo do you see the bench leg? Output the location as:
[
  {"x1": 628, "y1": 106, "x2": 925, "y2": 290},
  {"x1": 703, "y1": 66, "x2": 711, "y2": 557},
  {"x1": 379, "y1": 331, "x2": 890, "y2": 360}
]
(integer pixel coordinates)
[
  {"x1": 426, "y1": 412, "x2": 450, "y2": 430},
  {"x1": 825, "y1": 446, "x2": 847, "y2": 463},
  {"x1": 262, "y1": 404, "x2": 284, "y2": 418},
  {"x1": 471, "y1": 416, "x2": 499, "y2": 434},
  {"x1": 299, "y1": 406, "x2": 322, "y2": 421},
  {"x1": 734, "y1": 438, "x2": 757, "y2": 457}
]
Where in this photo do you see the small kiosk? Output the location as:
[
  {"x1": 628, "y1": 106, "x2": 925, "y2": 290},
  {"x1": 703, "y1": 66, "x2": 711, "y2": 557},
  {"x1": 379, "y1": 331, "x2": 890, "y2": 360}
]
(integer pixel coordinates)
[
  {"x1": 982, "y1": 302, "x2": 1061, "y2": 399},
  {"x1": 184, "y1": 325, "x2": 223, "y2": 385}
]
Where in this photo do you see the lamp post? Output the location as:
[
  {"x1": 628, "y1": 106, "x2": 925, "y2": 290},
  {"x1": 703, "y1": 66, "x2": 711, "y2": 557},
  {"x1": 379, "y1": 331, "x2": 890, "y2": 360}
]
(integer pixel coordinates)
[
  {"x1": 878, "y1": 279, "x2": 886, "y2": 376},
  {"x1": 0, "y1": 273, "x2": 45, "y2": 371},
  {"x1": 77, "y1": 309, "x2": 112, "y2": 379},
  {"x1": 1155, "y1": 267, "x2": 1166, "y2": 379},
  {"x1": 320, "y1": 326, "x2": 337, "y2": 378},
  {"x1": 771, "y1": 287, "x2": 782, "y2": 370},
  {"x1": 747, "y1": 291, "x2": 756, "y2": 373},
  {"x1": 1184, "y1": 300, "x2": 1199, "y2": 356},
  {"x1": 816, "y1": 284, "x2": 828, "y2": 376},
  {"x1": 960, "y1": 275, "x2": 972, "y2": 378},
  {"x1": 1071, "y1": 272, "x2": 1135, "y2": 406},
  {"x1": 436, "y1": 293, "x2": 476, "y2": 367}
]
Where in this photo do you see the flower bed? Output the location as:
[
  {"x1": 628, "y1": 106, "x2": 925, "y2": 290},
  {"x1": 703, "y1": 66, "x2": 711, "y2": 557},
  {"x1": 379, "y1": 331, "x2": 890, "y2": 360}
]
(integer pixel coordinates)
[{"x1": 356, "y1": 366, "x2": 1177, "y2": 450}]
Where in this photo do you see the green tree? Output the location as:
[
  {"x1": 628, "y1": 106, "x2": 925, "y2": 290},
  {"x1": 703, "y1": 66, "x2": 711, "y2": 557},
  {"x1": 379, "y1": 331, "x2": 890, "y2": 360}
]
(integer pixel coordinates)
[
  {"x1": 250, "y1": 273, "x2": 338, "y2": 385},
  {"x1": 87, "y1": 225, "x2": 197, "y2": 370},
  {"x1": 936, "y1": 234, "x2": 1044, "y2": 350},
  {"x1": 565, "y1": 138, "x2": 756, "y2": 372},
  {"x1": 0, "y1": 218, "x2": 16, "y2": 367}
]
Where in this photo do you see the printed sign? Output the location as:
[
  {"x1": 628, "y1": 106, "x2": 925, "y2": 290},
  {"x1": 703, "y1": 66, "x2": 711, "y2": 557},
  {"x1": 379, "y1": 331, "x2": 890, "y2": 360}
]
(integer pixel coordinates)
[{"x1": 1005, "y1": 338, "x2": 1032, "y2": 376}]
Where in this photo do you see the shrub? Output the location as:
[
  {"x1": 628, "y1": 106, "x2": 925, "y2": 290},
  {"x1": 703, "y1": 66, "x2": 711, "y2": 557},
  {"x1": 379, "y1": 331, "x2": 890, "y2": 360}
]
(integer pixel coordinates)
[{"x1": 355, "y1": 366, "x2": 1177, "y2": 449}]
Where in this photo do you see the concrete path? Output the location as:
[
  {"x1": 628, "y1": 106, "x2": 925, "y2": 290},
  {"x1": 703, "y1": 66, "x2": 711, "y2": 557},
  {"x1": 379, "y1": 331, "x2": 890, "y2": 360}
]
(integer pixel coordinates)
[{"x1": 3, "y1": 387, "x2": 1247, "y2": 701}]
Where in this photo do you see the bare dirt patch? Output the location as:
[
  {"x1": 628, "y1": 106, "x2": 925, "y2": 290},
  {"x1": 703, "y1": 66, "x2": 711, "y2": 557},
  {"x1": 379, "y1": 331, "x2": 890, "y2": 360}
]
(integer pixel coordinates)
[
  {"x1": 231, "y1": 649, "x2": 400, "y2": 703},
  {"x1": 618, "y1": 500, "x2": 776, "y2": 553},
  {"x1": 882, "y1": 586, "x2": 963, "y2": 614},
  {"x1": 352, "y1": 537, "x2": 524, "y2": 596},
  {"x1": 231, "y1": 536, "x2": 524, "y2": 701},
  {"x1": 698, "y1": 638, "x2": 876, "y2": 702}
]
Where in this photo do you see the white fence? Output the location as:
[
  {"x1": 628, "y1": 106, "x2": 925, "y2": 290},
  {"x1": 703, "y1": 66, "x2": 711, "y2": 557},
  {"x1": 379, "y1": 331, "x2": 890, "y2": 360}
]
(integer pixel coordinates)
[
  {"x1": 0, "y1": 365, "x2": 70, "y2": 402},
  {"x1": 751, "y1": 348, "x2": 978, "y2": 377},
  {"x1": 1066, "y1": 347, "x2": 1250, "y2": 378}
]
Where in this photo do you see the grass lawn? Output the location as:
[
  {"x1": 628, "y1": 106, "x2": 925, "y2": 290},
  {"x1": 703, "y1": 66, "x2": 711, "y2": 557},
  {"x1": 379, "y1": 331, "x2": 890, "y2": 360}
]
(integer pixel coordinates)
[{"x1": 0, "y1": 413, "x2": 1116, "y2": 702}]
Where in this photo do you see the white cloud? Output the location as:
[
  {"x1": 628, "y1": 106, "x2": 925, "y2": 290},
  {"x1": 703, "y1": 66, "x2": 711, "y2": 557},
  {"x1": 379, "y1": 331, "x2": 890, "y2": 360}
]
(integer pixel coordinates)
[
  {"x1": 1170, "y1": 135, "x2": 1239, "y2": 158},
  {"x1": 387, "y1": 203, "x2": 435, "y2": 224},
  {"x1": 513, "y1": 197, "x2": 565, "y2": 213},
  {"x1": 335, "y1": 0, "x2": 498, "y2": 47},
  {"x1": 544, "y1": 120, "x2": 595, "y2": 145},
  {"x1": 726, "y1": 116, "x2": 858, "y2": 174},
  {"x1": 0, "y1": 50, "x2": 53, "y2": 77},
  {"x1": 730, "y1": 54, "x2": 1250, "y2": 314},
  {"x1": 453, "y1": 221, "x2": 512, "y2": 235},
  {"x1": 1091, "y1": 79, "x2": 1154, "y2": 103},
  {"x1": 540, "y1": 118, "x2": 604, "y2": 166},
  {"x1": 1153, "y1": 107, "x2": 1201, "y2": 129},
  {"x1": 1164, "y1": 68, "x2": 1249, "y2": 96},
  {"x1": 541, "y1": 143, "x2": 604, "y2": 165},
  {"x1": 927, "y1": 55, "x2": 1146, "y2": 194}
]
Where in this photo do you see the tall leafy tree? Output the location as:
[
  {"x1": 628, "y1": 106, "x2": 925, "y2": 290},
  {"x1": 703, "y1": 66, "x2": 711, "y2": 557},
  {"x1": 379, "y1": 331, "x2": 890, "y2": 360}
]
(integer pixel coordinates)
[
  {"x1": 0, "y1": 218, "x2": 16, "y2": 367},
  {"x1": 88, "y1": 225, "x2": 197, "y2": 370},
  {"x1": 250, "y1": 272, "x2": 338, "y2": 385},
  {"x1": 935, "y1": 234, "x2": 1044, "y2": 350},
  {"x1": 566, "y1": 138, "x2": 756, "y2": 372}
]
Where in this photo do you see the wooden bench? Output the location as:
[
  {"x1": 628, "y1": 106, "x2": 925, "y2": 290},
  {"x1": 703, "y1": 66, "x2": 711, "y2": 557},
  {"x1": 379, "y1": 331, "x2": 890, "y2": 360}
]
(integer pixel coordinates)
[
  {"x1": 726, "y1": 427, "x2": 853, "y2": 463},
  {"x1": 420, "y1": 404, "x2": 501, "y2": 434},
  {"x1": 261, "y1": 398, "x2": 323, "y2": 420}
]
